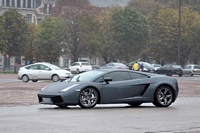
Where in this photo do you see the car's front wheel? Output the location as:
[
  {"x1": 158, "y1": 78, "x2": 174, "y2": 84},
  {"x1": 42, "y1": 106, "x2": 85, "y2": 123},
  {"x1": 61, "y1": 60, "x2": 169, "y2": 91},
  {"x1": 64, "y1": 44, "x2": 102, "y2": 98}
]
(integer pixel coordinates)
[
  {"x1": 52, "y1": 74, "x2": 60, "y2": 82},
  {"x1": 22, "y1": 75, "x2": 29, "y2": 82},
  {"x1": 32, "y1": 80, "x2": 38, "y2": 82},
  {"x1": 79, "y1": 88, "x2": 99, "y2": 108},
  {"x1": 153, "y1": 86, "x2": 174, "y2": 107}
]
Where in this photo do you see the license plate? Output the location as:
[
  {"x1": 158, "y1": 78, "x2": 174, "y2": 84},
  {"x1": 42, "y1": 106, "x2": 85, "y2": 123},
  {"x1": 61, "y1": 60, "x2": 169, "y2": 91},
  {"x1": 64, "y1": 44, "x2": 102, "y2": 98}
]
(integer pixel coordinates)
[
  {"x1": 176, "y1": 72, "x2": 180, "y2": 74},
  {"x1": 42, "y1": 98, "x2": 52, "y2": 103}
]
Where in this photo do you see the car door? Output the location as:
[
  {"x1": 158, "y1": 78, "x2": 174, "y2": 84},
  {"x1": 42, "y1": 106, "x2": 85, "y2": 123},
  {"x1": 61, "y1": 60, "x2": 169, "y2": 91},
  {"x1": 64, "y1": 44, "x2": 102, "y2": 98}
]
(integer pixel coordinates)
[
  {"x1": 37, "y1": 64, "x2": 52, "y2": 79},
  {"x1": 157, "y1": 65, "x2": 166, "y2": 74},
  {"x1": 26, "y1": 64, "x2": 39, "y2": 79},
  {"x1": 183, "y1": 65, "x2": 189, "y2": 75},
  {"x1": 100, "y1": 71, "x2": 140, "y2": 103},
  {"x1": 70, "y1": 62, "x2": 79, "y2": 72}
]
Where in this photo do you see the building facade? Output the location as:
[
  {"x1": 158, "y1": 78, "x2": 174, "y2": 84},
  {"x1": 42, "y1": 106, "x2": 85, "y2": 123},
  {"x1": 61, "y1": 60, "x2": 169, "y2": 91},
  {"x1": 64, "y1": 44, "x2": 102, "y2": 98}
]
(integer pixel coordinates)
[{"x1": 0, "y1": 0, "x2": 56, "y2": 24}]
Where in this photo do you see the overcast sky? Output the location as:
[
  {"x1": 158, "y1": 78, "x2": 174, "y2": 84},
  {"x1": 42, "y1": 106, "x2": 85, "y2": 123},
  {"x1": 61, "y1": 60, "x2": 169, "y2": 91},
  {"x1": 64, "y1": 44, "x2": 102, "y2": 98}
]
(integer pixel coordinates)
[{"x1": 89, "y1": 0, "x2": 130, "y2": 7}]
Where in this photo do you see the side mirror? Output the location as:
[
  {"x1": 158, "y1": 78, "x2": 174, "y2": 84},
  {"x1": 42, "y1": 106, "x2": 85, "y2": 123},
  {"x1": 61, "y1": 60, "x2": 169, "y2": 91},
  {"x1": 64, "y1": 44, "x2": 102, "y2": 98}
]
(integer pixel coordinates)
[
  {"x1": 45, "y1": 68, "x2": 50, "y2": 71},
  {"x1": 104, "y1": 77, "x2": 112, "y2": 84}
]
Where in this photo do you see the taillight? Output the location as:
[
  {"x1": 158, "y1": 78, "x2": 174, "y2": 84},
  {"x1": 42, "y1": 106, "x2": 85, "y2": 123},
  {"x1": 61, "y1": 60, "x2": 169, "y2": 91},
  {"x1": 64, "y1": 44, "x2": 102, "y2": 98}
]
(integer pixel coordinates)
[
  {"x1": 80, "y1": 64, "x2": 82, "y2": 67},
  {"x1": 117, "y1": 66, "x2": 122, "y2": 69}
]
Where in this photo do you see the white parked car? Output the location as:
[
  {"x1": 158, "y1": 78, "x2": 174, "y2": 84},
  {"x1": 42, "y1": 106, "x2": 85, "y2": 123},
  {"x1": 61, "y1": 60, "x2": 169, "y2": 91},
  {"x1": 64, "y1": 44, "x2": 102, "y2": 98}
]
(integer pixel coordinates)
[
  {"x1": 68, "y1": 62, "x2": 92, "y2": 74},
  {"x1": 152, "y1": 64, "x2": 162, "y2": 71},
  {"x1": 18, "y1": 62, "x2": 72, "y2": 82}
]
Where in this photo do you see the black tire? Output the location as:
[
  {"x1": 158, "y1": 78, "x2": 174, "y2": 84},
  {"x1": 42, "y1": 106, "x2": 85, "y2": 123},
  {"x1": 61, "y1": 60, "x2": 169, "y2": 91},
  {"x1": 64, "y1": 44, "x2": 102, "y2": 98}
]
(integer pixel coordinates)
[
  {"x1": 32, "y1": 80, "x2": 38, "y2": 82},
  {"x1": 168, "y1": 72, "x2": 172, "y2": 76},
  {"x1": 128, "y1": 103, "x2": 142, "y2": 107},
  {"x1": 190, "y1": 72, "x2": 193, "y2": 76},
  {"x1": 179, "y1": 74, "x2": 182, "y2": 77},
  {"x1": 52, "y1": 74, "x2": 60, "y2": 82},
  {"x1": 79, "y1": 88, "x2": 99, "y2": 108},
  {"x1": 22, "y1": 75, "x2": 29, "y2": 82},
  {"x1": 153, "y1": 86, "x2": 174, "y2": 107},
  {"x1": 76, "y1": 69, "x2": 80, "y2": 74}
]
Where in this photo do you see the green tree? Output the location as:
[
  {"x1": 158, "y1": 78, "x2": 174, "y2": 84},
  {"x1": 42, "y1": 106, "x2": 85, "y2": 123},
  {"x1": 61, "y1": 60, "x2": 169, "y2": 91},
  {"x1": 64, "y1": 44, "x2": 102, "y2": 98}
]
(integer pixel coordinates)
[
  {"x1": 109, "y1": 7, "x2": 150, "y2": 62},
  {"x1": 148, "y1": 5, "x2": 178, "y2": 64},
  {"x1": 0, "y1": 8, "x2": 27, "y2": 56},
  {"x1": 127, "y1": 0, "x2": 157, "y2": 16},
  {"x1": 52, "y1": 0, "x2": 101, "y2": 62},
  {"x1": 23, "y1": 24, "x2": 37, "y2": 64},
  {"x1": 0, "y1": 16, "x2": 7, "y2": 53},
  {"x1": 34, "y1": 17, "x2": 63, "y2": 63}
]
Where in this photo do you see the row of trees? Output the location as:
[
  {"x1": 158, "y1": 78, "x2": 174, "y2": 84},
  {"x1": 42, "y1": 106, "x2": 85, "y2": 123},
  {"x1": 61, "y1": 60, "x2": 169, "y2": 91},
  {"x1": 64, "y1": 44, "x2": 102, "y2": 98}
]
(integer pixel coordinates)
[{"x1": 0, "y1": 0, "x2": 200, "y2": 66}]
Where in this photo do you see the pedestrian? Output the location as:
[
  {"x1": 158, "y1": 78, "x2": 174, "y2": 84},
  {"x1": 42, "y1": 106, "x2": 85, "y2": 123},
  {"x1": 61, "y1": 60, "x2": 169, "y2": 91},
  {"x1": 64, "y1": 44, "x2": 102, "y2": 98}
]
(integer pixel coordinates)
[
  {"x1": 14, "y1": 62, "x2": 18, "y2": 73},
  {"x1": 132, "y1": 61, "x2": 140, "y2": 71},
  {"x1": 140, "y1": 63, "x2": 144, "y2": 71}
]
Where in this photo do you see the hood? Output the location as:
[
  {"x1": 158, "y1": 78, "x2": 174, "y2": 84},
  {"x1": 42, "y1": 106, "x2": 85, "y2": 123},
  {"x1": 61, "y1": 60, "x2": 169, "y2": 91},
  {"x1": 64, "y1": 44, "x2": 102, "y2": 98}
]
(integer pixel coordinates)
[{"x1": 41, "y1": 82, "x2": 80, "y2": 93}]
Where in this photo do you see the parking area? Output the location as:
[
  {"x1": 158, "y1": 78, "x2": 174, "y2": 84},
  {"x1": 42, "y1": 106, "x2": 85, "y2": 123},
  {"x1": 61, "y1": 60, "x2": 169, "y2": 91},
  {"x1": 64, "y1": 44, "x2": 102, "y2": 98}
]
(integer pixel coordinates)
[{"x1": 0, "y1": 74, "x2": 200, "y2": 107}]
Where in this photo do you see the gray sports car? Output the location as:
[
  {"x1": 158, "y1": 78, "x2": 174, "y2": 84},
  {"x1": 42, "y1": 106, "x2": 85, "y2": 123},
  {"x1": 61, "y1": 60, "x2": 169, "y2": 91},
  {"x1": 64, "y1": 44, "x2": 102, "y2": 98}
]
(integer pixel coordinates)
[{"x1": 38, "y1": 69, "x2": 179, "y2": 108}]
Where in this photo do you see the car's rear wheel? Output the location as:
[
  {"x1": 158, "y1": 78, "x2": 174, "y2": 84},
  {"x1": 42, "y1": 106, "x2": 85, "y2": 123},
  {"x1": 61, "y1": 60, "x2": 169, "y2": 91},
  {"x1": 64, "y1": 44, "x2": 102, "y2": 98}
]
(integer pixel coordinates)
[
  {"x1": 128, "y1": 103, "x2": 142, "y2": 107},
  {"x1": 179, "y1": 74, "x2": 182, "y2": 77},
  {"x1": 22, "y1": 75, "x2": 29, "y2": 82},
  {"x1": 32, "y1": 80, "x2": 38, "y2": 82},
  {"x1": 167, "y1": 72, "x2": 172, "y2": 76},
  {"x1": 79, "y1": 88, "x2": 99, "y2": 108},
  {"x1": 52, "y1": 74, "x2": 60, "y2": 82},
  {"x1": 153, "y1": 86, "x2": 174, "y2": 107},
  {"x1": 76, "y1": 69, "x2": 80, "y2": 74},
  {"x1": 190, "y1": 72, "x2": 193, "y2": 76}
]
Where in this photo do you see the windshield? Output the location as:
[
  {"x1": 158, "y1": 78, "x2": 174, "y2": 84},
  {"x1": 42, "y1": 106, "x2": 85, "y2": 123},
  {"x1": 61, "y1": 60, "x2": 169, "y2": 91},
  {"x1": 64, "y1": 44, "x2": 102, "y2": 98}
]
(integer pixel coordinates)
[
  {"x1": 47, "y1": 64, "x2": 62, "y2": 70},
  {"x1": 114, "y1": 63, "x2": 126, "y2": 66},
  {"x1": 70, "y1": 70, "x2": 105, "y2": 82},
  {"x1": 142, "y1": 62, "x2": 152, "y2": 67}
]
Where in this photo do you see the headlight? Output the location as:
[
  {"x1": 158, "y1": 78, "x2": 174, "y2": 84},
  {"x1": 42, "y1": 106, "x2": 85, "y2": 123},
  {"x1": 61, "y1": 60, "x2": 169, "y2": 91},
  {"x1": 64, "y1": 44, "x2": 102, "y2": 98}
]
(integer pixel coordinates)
[
  {"x1": 41, "y1": 86, "x2": 46, "y2": 91},
  {"x1": 61, "y1": 84, "x2": 79, "y2": 92}
]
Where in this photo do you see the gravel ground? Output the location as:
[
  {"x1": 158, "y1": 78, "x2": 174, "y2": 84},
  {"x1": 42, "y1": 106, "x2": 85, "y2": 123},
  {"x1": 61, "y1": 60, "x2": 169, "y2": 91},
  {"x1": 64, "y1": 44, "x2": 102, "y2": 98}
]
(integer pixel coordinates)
[{"x1": 0, "y1": 74, "x2": 200, "y2": 107}]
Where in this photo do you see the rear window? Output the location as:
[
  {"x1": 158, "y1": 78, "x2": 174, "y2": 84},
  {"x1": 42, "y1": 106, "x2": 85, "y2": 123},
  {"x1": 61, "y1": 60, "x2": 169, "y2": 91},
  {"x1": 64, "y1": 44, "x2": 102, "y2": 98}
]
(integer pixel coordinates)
[
  {"x1": 173, "y1": 65, "x2": 182, "y2": 68},
  {"x1": 194, "y1": 65, "x2": 200, "y2": 69},
  {"x1": 81, "y1": 62, "x2": 90, "y2": 66}
]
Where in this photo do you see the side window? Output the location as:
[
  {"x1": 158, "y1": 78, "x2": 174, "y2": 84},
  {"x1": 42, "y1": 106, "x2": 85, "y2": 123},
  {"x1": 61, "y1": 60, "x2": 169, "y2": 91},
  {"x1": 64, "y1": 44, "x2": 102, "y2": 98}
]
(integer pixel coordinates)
[
  {"x1": 29, "y1": 65, "x2": 38, "y2": 70},
  {"x1": 104, "y1": 71, "x2": 131, "y2": 81},
  {"x1": 129, "y1": 72, "x2": 147, "y2": 79},
  {"x1": 188, "y1": 66, "x2": 192, "y2": 69},
  {"x1": 39, "y1": 65, "x2": 49, "y2": 70},
  {"x1": 94, "y1": 76, "x2": 104, "y2": 83}
]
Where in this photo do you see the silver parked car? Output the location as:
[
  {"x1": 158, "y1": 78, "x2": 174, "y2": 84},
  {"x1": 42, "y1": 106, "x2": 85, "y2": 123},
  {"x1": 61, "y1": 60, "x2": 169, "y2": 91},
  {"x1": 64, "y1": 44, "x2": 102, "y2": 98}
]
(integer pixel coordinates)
[
  {"x1": 182, "y1": 64, "x2": 200, "y2": 76},
  {"x1": 18, "y1": 62, "x2": 72, "y2": 82},
  {"x1": 100, "y1": 62, "x2": 129, "y2": 69}
]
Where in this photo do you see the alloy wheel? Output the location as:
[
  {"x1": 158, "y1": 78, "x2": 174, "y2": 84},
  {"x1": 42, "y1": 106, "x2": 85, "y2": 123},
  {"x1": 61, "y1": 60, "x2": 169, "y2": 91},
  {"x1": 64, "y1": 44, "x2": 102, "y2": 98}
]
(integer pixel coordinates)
[
  {"x1": 79, "y1": 88, "x2": 99, "y2": 108},
  {"x1": 153, "y1": 86, "x2": 173, "y2": 107}
]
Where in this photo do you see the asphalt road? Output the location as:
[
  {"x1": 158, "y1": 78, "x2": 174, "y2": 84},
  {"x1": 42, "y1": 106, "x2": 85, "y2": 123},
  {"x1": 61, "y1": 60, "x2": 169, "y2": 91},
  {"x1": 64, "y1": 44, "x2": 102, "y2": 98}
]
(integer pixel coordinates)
[{"x1": 0, "y1": 97, "x2": 200, "y2": 133}]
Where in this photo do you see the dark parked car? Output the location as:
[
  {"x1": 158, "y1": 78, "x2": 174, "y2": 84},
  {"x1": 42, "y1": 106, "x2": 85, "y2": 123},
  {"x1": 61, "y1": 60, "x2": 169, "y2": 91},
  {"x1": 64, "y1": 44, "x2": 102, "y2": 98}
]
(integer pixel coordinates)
[
  {"x1": 38, "y1": 69, "x2": 179, "y2": 108},
  {"x1": 155, "y1": 64, "x2": 183, "y2": 77}
]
